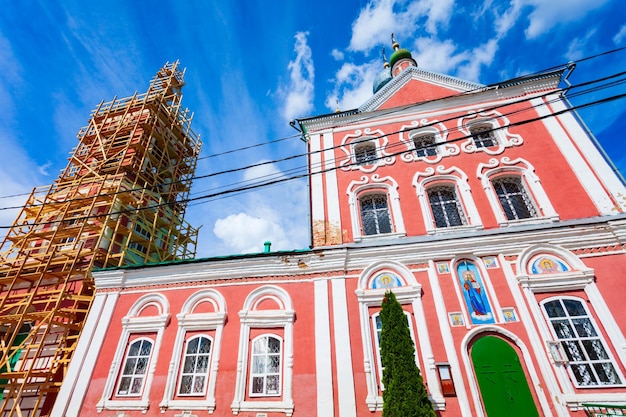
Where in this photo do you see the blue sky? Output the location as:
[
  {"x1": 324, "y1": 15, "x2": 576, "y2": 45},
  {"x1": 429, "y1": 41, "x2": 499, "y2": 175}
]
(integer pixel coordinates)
[{"x1": 0, "y1": 0, "x2": 624, "y2": 257}]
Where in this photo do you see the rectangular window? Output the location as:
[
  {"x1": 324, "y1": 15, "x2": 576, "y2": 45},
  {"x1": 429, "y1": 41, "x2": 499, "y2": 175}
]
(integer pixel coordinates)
[
  {"x1": 117, "y1": 339, "x2": 153, "y2": 396},
  {"x1": 413, "y1": 134, "x2": 437, "y2": 157},
  {"x1": 250, "y1": 335, "x2": 282, "y2": 396},
  {"x1": 428, "y1": 186, "x2": 466, "y2": 228},
  {"x1": 178, "y1": 335, "x2": 212, "y2": 396},
  {"x1": 492, "y1": 177, "x2": 536, "y2": 220},
  {"x1": 355, "y1": 142, "x2": 377, "y2": 166},
  {"x1": 360, "y1": 194, "x2": 393, "y2": 235},
  {"x1": 471, "y1": 126, "x2": 497, "y2": 148}
]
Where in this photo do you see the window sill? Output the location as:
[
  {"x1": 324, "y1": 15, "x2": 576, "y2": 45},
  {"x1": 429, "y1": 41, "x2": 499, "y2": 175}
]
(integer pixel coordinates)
[
  {"x1": 426, "y1": 224, "x2": 483, "y2": 235},
  {"x1": 354, "y1": 232, "x2": 406, "y2": 242},
  {"x1": 96, "y1": 399, "x2": 149, "y2": 413},
  {"x1": 231, "y1": 399, "x2": 295, "y2": 416},
  {"x1": 497, "y1": 215, "x2": 559, "y2": 227},
  {"x1": 159, "y1": 399, "x2": 216, "y2": 413}
]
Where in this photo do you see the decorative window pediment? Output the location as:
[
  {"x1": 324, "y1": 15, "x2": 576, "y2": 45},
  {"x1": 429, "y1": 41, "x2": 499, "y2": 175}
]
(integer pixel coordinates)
[{"x1": 458, "y1": 110, "x2": 523, "y2": 155}]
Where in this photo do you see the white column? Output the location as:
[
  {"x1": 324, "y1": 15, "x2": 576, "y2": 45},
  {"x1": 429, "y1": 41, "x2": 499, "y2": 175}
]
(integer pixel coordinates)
[
  {"x1": 332, "y1": 278, "x2": 357, "y2": 417},
  {"x1": 315, "y1": 279, "x2": 334, "y2": 417}
]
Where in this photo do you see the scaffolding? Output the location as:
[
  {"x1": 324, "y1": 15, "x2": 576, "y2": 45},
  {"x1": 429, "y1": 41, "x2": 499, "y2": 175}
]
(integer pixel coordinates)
[{"x1": 0, "y1": 61, "x2": 201, "y2": 417}]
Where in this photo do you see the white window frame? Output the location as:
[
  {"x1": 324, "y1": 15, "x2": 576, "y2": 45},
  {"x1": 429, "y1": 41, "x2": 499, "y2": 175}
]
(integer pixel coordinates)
[
  {"x1": 516, "y1": 245, "x2": 626, "y2": 407},
  {"x1": 399, "y1": 120, "x2": 459, "y2": 164},
  {"x1": 491, "y1": 176, "x2": 536, "y2": 220},
  {"x1": 339, "y1": 129, "x2": 395, "y2": 173},
  {"x1": 249, "y1": 334, "x2": 283, "y2": 397},
  {"x1": 347, "y1": 175, "x2": 406, "y2": 241},
  {"x1": 231, "y1": 286, "x2": 294, "y2": 416},
  {"x1": 355, "y1": 261, "x2": 444, "y2": 411},
  {"x1": 177, "y1": 334, "x2": 213, "y2": 397},
  {"x1": 458, "y1": 110, "x2": 523, "y2": 155},
  {"x1": 159, "y1": 289, "x2": 226, "y2": 413},
  {"x1": 540, "y1": 296, "x2": 624, "y2": 388},
  {"x1": 413, "y1": 166, "x2": 482, "y2": 234},
  {"x1": 115, "y1": 337, "x2": 154, "y2": 397},
  {"x1": 426, "y1": 184, "x2": 468, "y2": 228},
  {"x1": 478, "y1": 157, "x2": 558, "y2": 226},
  {"x1": 354, "y1": 141, "x2": 378, "y2": 166},
  {"x1": 96, "y1": 293, "x2": 169, "y2": 413}
]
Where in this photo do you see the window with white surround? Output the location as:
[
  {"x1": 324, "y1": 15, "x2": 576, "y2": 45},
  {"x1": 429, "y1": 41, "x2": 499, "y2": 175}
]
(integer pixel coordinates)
[
  {"x1": 250, "y1": 335, "x2": 282, "y2": 396},
  {"x1": 116, "y1": 338, "x2": 153, "y2": 397},
  {"x1": 178, "y1": 335, "x2": 212, "y2": 396},
  {"x1": 347, "y1": 176, "x2": 406, "y2": 241},
  {"x1": 492, "y1": 177, "x2": 536, "y2": 220},
  {"x1": 413, "y1": 166, "x2": 482, "y2": 234},
  {"x1": 542, "y1": 297, "x2": 622, "y2": 387},
  {"x1": 360, "y1": 193, "x2": 393, "y2": 235},
  {"x1": 159, "y1": 289, "x2": 226, "y2": 413},
  {"x1": 458, "y1": 111, "x2": 523, "y2": 155},
  {"x1": 97, "y1": 293, "x2": 169, "y2": 413},
  {"x1": 516, "y1": 245, "x2": 626, "y2": 407},
  {"x1": 477, "y1": 157, "x2": 558, "y2": 225},
  {"x1": 355, "y1": 142, "x2": 377, "y2": 166},
  {"x1": 231, "y1": 286, "x2": 294, "y2": 416},
  {"x1": 427, "y1": 185, "x2": 467, "y2": 228},
  {"x1": 355, "y1": 262, "x2": 445, "y2": 411}
]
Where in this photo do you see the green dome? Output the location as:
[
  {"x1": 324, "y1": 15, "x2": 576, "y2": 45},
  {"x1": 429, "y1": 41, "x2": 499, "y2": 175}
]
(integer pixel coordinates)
[{"x1": 389, "y1": 48, "x2": 413, "y2": 68}]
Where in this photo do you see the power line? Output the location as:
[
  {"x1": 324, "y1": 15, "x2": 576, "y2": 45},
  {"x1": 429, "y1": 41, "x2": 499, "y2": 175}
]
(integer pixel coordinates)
[
  {"x1": 0, "y1": 46, "x2": 623, "y2": 203},
  {"x1": 0, "y1": 69, "x2": 624, "y2": 215},
  {"x1": 0, "y1": 90, "x2": 623, "y2": 229}
]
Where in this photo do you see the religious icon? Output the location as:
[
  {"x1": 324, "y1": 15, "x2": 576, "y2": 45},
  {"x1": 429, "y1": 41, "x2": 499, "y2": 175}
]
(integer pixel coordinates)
[
  {"x1": 502, "y1": 308, "x2": 517, "y2": 322},
  {"x1": 448, "y1": 312, "x2": 464, "y2": 326},
  {"x1": 437, "y1": 262, "x2": 450, "y2": 274},
  {"x1": 457, "y1": 261, "x2": 495, "y2": 325},
  {"x1": 530, "y1": 255, "x2": 569, "y2": 274}
]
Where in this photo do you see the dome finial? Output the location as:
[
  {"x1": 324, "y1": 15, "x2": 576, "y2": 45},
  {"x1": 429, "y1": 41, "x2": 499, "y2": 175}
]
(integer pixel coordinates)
[
  {"x1": 382, "y1": 46, "x2": 390, "y2": 69},
  {"x1": 391, "y1": 33, "x2": 400, "y2": 50}
]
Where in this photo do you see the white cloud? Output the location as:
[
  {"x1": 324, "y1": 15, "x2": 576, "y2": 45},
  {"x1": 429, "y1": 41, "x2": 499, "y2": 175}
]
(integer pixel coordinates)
[
  {"x1": 210, "y1": 162, "x2": 309, "y2": 256},
  {"x1": 325, "y1": 61, "x2": 380, "y2": 111},
  {"x1": 331, "y1": 49, "x2": 345, "y2": 61},
  {"x1": 348, "y1": 0, "x2": 454, "y2": 53},
  {"x1": 565, "y1": 29, "x2": 597, "y2": 61},
  {"x1": 213, "y1": 212, "x2": 288, "y2": 254},
  {"x1": 413, "y1": 37, "x2": 497, "y2": 82},
  {"x1": 614, "y1": 24, "x2": 626, "y2": 45},
  {"x1": 496, "y1": 0, "x2": 612, "y2": 40},
  {"x1": 279, "y1": 32, "x2": 315, "y2": 122}
]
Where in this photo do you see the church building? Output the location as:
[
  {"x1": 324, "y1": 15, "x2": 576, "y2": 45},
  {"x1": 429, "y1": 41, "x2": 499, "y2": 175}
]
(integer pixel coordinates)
[{"x1": 52, "y1": 37, "x2": 626, "y2": 417}]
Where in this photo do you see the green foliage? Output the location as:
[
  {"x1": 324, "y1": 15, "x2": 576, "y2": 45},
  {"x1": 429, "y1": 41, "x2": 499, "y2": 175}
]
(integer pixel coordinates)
[{"x1": 380, "y1": 291, "x2": 435, "y2": 417}]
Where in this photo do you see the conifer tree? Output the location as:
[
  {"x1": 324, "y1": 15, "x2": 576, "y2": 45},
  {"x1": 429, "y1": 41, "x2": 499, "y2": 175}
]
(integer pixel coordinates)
[{"x1": 380, "y1": 290, "x2": 435, "y2": 417}]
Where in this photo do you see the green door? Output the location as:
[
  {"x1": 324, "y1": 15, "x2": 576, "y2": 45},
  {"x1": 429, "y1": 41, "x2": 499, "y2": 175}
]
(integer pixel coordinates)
[{"x1": 471, "y1": 336, "x2": 540, "y2": 417}]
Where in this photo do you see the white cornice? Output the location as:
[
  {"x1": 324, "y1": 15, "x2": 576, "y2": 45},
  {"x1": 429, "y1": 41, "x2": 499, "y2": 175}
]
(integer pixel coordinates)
[{"x1": 92, "y1": 217, "x2": 626, "y2": 291}]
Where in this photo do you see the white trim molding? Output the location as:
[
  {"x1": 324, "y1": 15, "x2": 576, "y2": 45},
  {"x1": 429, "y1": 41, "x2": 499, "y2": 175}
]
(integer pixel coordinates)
[
  {"x1": 159, "y1": 289, "x2": 227, "y2": 413},
  {"x1": 96, "y1": 293, "x2": 170, "y2": 413},
  {"x1": 399, "y1": 119, "x2": 459, "y2": 164},
  {"x1": 477, "y1": 157, "x2": 559, "y2": 226},
  {"x1": 355, "y1": 260, "x2": 444, "y2": 411},
  {"x1": 339, "y1": 128, "x2": 395, "y2": 172},
  {"x1": 231, "y1": 286, "x2": 295, "y2": 416},
  {"x1": 347, "y1": 174, "x2": 406, "y2": 240},
  {"x1": 515, "y1": 244, "x2": 626, "y2": 407},
  {"x1": 457, "y1": 109, "x2": 524, "y2": 155},
  {"x1": 413, "y1": 165, "x2": 483, "y2": 234}
]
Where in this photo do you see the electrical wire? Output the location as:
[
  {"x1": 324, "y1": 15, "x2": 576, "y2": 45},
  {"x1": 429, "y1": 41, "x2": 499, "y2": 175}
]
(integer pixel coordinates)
[{"x1": 0, "y1": 90, "x2": 624, "y2": 229}]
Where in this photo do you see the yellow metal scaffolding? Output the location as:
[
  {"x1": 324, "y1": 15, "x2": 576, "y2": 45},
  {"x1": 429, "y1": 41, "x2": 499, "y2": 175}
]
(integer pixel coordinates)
[{"x1": 0, "y1": 61, "x2": 201, "y2": 416}]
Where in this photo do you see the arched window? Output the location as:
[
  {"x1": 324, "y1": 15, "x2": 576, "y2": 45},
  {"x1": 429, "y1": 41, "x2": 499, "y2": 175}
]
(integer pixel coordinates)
[
  {"x1": 178, "y1": 335, "x2": 212, "y2": 396},
  {"x1": 250, "y1": 335, "x2": 282, "y2": 396},
  {"x1": 492, "y1": 177, "x2": 536, "y2": 220},
  {"x1": 542, "y1": 297, "x2": 622, "y2": 387},
  {"x1": 427, "y1": 185, "x2": 467, "y2": 228},
  {"x1": 360, "y1": 194, "x2": 392, "y2": 235},
  {"x1": 355, "y1": 142, "x2": 377, "y2": 166},
  {"x1": 117, "y1": 338, "x2": 154, "y2": 397},
  {"x1": 413, "y1": 134, "x2": 437, "y2": 157}
]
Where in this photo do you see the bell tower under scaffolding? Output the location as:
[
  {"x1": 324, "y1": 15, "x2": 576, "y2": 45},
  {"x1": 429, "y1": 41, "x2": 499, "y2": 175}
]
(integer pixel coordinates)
[{"x1": 0, "y1": 61, "x2": 201, "y2": 417}]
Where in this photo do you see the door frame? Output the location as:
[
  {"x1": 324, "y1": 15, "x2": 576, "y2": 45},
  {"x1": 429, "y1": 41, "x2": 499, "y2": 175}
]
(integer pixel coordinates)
[{"x1": 460, "y1": 326, "x2": 553, "y2": 417}]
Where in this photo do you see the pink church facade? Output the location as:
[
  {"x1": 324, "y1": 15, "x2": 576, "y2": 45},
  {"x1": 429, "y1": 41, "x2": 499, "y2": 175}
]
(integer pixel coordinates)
[{"x1": 53, "y1": 42, "x2": 626, "y2": 417}]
